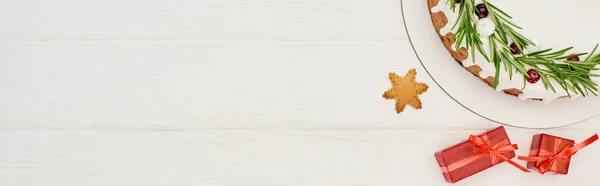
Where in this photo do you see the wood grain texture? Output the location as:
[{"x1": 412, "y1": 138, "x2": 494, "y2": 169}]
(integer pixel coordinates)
[
  {"x1": 0, "y1": 0, "x2": 599, "y2": 185},
  {"x1": 0, "y1": 42, "x2": 486, "y2": 130},
  {"x1": 0, "y1": 0, "x2": 403, "y2": 41},
  {"x1": 0, "y1": 130, "x2": 599, "y2": 186}
]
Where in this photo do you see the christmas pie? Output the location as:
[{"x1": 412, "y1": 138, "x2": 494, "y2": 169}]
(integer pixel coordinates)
[{"x1": 427, "y1": 0, "x2": 600, "y2": 103}]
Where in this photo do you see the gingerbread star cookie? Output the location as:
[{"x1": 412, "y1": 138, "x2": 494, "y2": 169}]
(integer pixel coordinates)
[{"x1": 383, "y1": 69, "x2": 429, "y2": 113}]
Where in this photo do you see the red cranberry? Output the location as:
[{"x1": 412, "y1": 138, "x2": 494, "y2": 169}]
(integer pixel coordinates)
[
  {"x1": 526, "y1": 69, "x2": 541, "y2": 84},
  {"x1": 455, "y1": 0, "x2": 461, "y2": 3},
  {"x1": 475, "y1": 4, "x2": 489, "y2": 19},
  {"x1": 567, "y1": 56, "x2": 580, "y2": 61},
  {"x1": 510, "y1": 43, "x2": 522, "y2": 55}
]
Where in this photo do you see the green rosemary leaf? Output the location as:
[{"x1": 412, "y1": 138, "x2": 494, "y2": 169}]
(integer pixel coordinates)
[
  {"x1": 518, "y1": 58, "x2": 551, "y2": 65},
  {"x1": 552, "y1": 77, "x2": 573, "y2": 97},
  {"x1": 579, "y1": 81, "x2": 597, "y2": 94},
  {"x1": 489, "y1": 37, "x2": 498, "y2": 66},
  {"x1": 589, "y1": 87, "x2": 598, "y2": 96},
  {"x1": 494, "y1": 59, "x2": 501, "y2": 89},
  {"x1": 526, "y1": 48, "x2": 553, "y2": 57},
  {"x1": 500, "y1": 52, "x2": 509, "y2": 73},
  {"x1": 455, "y1": 33, "x2": 465, "y2": 51},
  {"x1": 580, "y1": 81, "x2": 593, "y2": 95},
  {"x1": 572, "y1": 82, "x2": 585, "y2": 96},
  {"x1": 506, "y1": 57, "x2": 515, "y2": 79},
  {"x1": 557, "y1": 53, "x2": 588, "y2": 60},
  {"x1": 476, "y1": 42, "x2": 491, "y2": 62},
  {"x1": 508, "y1": 29, "x2": 534, "y2": 45},
  {"x1": 584, "y1": 44, "x2": 599, "y2": 62},
  {"x1": 587, "y1": 81, "x2": 600, "y2": 91},
  {"x1": 582, "y1": 83, "x2": 592, "y2": 96},
  {"x1": 540, "y1": 47, "x2": 573, "y2": 58},
  {"x1": 494, "y1": 13, "x2": 522, "y2": 29},
  {"x1": 567, "y1": 61, "x2": 600, "y2": 67},
  {"x1": 586, "y1": 82, "x2": 599, "y2": 92},
  {"x1": 591, "y1": 51, "x2": 600, "y2": 61},
  {"x1": 447, "y1": 0, "x2": 456, "y2": 11},
  {"x1": 485, "y1": 2, "x2": 513, "y2": 19},
  {"x1": 562, "y1": 71, "x2": 593, "y2": 76},
  {"x1": 463, "y1": 32, "x2": 471, "y2": 49},
  {"x1": 564, "y1": 81, "x2": 577, "y2": 96},
  {"x1": 494, "y1": 25, "x2": 509, "y2": 43},
  {"x1": 541, "y1": 75, "x2": 556, "y2": 92},
  {"x1": 494, "y1": 39, "x2": 510, "y2": 49},
  {"x1": 541, "y1": 78, "x2": 549, "y2": 90},
  {"x1": 513, "y1": 62, "x2": 528, "y2": 76},
  {"x1": 472, "y1": 46, "x2": 476, "y2": 64},
  {"x1": 507, "y1": 32, "x2": 533, "y2": 47},
  {"x1": 521, "y1": 77, "x2": 527, "y2": 91}
]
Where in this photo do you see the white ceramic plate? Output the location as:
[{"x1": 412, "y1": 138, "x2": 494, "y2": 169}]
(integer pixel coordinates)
[{"x1": 401, "y1": 0, "x2": 600, "y2": 128}]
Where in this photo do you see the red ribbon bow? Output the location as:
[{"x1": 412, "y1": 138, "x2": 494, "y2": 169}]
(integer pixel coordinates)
[
  {"x1": 441, "y1": 134, "x2": 529, "y2": 173},
  {"x1": 518, "y1": 134, "x2": 598, "y2": 174},
  {"x1": 469, "y1": 135, "x2": 530, "y2": 172}
]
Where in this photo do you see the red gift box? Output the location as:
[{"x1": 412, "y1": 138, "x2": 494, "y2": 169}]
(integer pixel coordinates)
[
  {"x1": 434, "y1": 126, "x2": 529, "y2": 183},
  {"x1": 518, "y1": 133, "x2": 598, "y2": 174},
  {"x1": 524, "y1": 134, "x2": 574, "y2": 174}
]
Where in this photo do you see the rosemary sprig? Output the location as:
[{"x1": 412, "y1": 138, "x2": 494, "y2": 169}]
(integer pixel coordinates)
[
  {"x1": 451, "y1": 0, "x2": 490, "y2": 65},
  {"x1": 446, "y1": 0, "x2": 600, "y2": 97},
  {"x1": 516, "y1": 46, "x2": 600, "y2": 97}
]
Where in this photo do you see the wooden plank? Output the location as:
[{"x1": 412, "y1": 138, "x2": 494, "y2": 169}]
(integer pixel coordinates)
[
  {"x1": 0, "y1": 129, "x2": 598, "y2": 185},
  {"x1": 0, "y1": 42, "x2": 488, "y2": 129},
  {"x1": 0, "y1": 41, "x2": 596, "y2": 130},
  {"x1": 0, "y1": 42, "x2": 597, "y2": 130},
  {"x1": 0, "y1": 0, "x2": 404, "y2": 41}
]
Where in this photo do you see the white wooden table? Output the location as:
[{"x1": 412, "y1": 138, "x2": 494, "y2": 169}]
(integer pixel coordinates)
[{"x1": 0, "y1": 0, "x2": 598, "y2": 185}]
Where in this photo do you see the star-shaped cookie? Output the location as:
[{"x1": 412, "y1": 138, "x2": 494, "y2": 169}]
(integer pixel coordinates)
[{"x1": 383, "y1": 69, "x2": 429, "y2": 113}]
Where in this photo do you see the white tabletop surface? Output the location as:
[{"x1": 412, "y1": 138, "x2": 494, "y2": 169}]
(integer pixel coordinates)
[{"x1": 0, "y1": 0, "x2": 599, "y2": 185}]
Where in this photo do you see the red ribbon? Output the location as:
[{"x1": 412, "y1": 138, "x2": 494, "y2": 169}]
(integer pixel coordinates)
[
  {"x1": 440, "y1": 134, "x2": 530, "y2": 173},
  {"x1": 518, "y1": 134, "x2": 598, "y2": 174}
]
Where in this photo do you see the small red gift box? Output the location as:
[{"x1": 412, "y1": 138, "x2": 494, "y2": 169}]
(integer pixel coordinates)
[
  {"x1": 523, "y1": 134, "x2": 574, "y2": 174},
  {"x1": 518, "y1": 133, "x2": 598, "y2": 174},
  {"x1": 434, "y1": 126, "x2": 528, "y2": 183}
]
